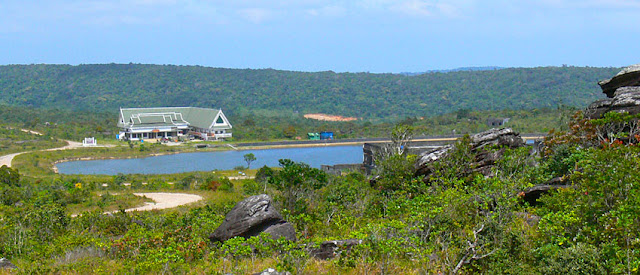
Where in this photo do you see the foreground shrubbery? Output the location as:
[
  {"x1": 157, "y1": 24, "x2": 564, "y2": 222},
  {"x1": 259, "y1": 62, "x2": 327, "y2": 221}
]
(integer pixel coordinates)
[{"x1": 1, "y1": 112, "x2": 640, "y2": 273}]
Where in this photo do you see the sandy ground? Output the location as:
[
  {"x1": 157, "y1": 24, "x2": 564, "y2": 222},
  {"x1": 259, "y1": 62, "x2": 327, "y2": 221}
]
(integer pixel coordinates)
[
  {"x1": 304, "y1": 113, "x2": 359, "y2": 121},
  {"x1": 47, "y1": 140, "x2": 84, "y2": 151},
  {"x1": 71, "y1": 192, "x2": 204, "y2": 217},
  {"x1": 124, "y1": 193, "x2": 203, "y2": 212},
  {"x1": 227, "y1": 175, "x2": 255, "y2": 180},
  {"x1": 0, "y1": 153, "x2": 23, "y2": 167}
]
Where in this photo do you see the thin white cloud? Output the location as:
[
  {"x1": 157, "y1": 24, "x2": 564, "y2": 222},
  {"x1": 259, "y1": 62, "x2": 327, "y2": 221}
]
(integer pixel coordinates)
[
  {"x1": 357, "y1": 0, "x2": 469, "y2": 18},
  {"x1": 5, "y1": 0, "x2": 639, "y2": 31},
  {"x1": 306, "y1": 5, "x2": 347, "y2": 17},
  {"x1": 132, "y1": 0, "x2": 178, "y2": 5},
  {"x1": 536, "y1": 0, "x2": 640, "y2": 9},
  {"x1": 391, "y1": 0, "x2": 434, "y2": 16},
  {"x1": 238, "y1": 8, "x2": 274, "y2": 24}
]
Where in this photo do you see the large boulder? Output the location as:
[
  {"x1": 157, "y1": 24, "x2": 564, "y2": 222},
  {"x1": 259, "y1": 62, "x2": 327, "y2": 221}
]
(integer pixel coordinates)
[
  {"x1": 599, "y1": 64, "x2": 640, "y2": 98},
  {"x1": 585, "y1": 86, "x2": 640, "y2": 119},
  {"x1": 209, "y1": 194, "x2": 296, "y2": 243},
  {"x1": 415, "y1": 128, "x2": 525, "y2": 179}
]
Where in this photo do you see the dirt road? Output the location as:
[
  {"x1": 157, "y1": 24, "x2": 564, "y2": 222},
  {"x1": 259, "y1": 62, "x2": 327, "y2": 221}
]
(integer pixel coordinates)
[
  {"x1": 0, "y1": 153, "x2": 23, "y2": 167},
  {"x1": 0, "y1": 137, "x2": 108, "y2": 168}
]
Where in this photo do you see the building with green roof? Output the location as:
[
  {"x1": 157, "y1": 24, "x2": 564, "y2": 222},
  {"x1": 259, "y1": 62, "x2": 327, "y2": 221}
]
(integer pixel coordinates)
[{"x1": 117, "y1": 107, "x2": 232, "y2": 141}]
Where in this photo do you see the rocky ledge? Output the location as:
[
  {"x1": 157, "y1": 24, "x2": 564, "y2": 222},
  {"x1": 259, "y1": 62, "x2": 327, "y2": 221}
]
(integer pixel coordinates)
[
  {"x1": 586, "y1": 86, "x2": 640, "y2": 119},
  {"x1": 415, "y1": 128, "x2": 525, "y2": 180},
  {"x1": 598, "y1": 64, "x2": 640, "y2": 98}
]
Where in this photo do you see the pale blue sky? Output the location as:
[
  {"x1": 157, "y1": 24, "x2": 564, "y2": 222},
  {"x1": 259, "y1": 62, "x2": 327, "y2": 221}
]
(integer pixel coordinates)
[{"x1": 1, "y1": 0, "x2": 639, "y2": 72}]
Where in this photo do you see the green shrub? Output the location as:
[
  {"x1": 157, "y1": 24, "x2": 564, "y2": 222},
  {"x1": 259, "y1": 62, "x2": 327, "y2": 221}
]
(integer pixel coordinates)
[
  {"x1": 241, "y1": 179, "x2": 260, "y2": 196},
  {"x1": 537, "y1": 243, "x2": 606, "y2": 274},
  {"x1": 218, "y1": 177, "x2": 234, "y2": 192}
]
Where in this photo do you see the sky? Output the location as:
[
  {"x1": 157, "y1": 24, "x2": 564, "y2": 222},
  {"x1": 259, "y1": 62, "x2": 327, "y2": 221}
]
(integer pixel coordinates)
[{"x1": 1, "y1": 0, "x2": 639, "y2": 73}]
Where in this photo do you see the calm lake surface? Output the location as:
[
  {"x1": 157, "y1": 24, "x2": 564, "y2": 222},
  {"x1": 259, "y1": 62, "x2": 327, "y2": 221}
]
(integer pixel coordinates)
[{"x1": 56, "y1": 145, "x2": 363, "y2": 175}]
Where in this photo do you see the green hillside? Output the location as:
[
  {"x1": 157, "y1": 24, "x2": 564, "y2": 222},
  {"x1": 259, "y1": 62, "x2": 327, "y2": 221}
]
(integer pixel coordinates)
[{"x1": 0, "y1": 64, "x2": 619, "y2": 120}]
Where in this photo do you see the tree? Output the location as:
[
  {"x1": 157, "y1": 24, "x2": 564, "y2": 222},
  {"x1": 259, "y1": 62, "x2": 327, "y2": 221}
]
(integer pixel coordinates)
[
  {"x1": 373, "y1": 124, "x2": 416, "y2": 193},
  {"x1": 283, "y1": 125, "x2": 296, "y2": 138},
  {"x1": 268, "y1": 159, "x2": 327, "y2": 216},
  {"x1": 243, "y1": 153, "x2": 257, "y2": 169},
  {"x1": 0, "y1": 165, "x2": 20, "y2": 187}
]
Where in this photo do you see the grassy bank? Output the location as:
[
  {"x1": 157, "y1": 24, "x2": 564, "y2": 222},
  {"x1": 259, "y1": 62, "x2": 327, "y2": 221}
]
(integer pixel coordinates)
[{"x1": 0, "y1": 125, "x2": 67, "y2": 155}]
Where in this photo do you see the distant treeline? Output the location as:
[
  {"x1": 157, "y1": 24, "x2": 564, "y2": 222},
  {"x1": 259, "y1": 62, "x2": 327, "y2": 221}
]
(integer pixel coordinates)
[
  {"x1": 0, "y1": 103, "x2": 575, "y2": 142},
  {"x1": 0, "y1": 64, "x2": 619, "y2": 120}
]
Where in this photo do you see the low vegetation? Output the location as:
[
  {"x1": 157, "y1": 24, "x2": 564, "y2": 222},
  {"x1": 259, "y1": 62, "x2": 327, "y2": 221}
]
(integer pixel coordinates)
[
  {"x1": 1, "y1": 109, "x2": 639, "y2": 273},
  {"x1": 0, "y1": 126, "x2": 66, "y2": 155}
]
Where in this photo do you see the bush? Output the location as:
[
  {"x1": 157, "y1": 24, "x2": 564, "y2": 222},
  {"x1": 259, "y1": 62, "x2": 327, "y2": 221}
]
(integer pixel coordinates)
[
  {"x1": 0, "y1": 165, "x2": 20, "y2": 187},
  {"x1": 537, "y1": 243, "x2": 607, "y2": 274},
  {"x1": 255, "y1": 165, "x2": 274, "y2": 183},
  {"x1": 241, "y1": 180, "x2": 260, "y2": 196},
  {"x1": 218, "y1": 177, "x2": 234, "y2": 192}
]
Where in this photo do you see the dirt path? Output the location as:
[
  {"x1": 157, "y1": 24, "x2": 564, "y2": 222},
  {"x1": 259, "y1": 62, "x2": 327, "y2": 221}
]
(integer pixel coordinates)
[
  {"x1": 123, "y1": 193, "x2": 203, "y2": 212},
  {"x1": 0, "y1": 131, "x2": 111, "y2": 168},
  {"x1": 0, "y1": 140, "x2": 82, "y2": 168},
  {"x1": 0, "y1": 153, "x2": 23, "y2": 167}
]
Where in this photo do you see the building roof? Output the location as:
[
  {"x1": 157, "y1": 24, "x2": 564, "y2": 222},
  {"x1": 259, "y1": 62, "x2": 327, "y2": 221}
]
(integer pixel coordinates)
[{"x1": 118, "y1": 107, "x2": 230, "y2": 130}]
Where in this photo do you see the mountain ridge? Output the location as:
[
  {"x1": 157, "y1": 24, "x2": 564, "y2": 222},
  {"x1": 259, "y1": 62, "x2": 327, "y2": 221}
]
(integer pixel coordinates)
[{"x1": 0, "y1": 64, "x2": 620, "y2": 120}]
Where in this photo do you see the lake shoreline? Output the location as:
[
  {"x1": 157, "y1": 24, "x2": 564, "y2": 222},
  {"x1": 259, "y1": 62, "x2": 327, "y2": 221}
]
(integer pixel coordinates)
[{"x1": 55, "y1": 145, "x2": 365, "y2": 175}]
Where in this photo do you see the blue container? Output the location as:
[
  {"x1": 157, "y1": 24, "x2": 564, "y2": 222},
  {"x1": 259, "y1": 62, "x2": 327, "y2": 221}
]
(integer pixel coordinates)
[{"x1": 320, "y1": 131, "x2": 334, "y2": 140}]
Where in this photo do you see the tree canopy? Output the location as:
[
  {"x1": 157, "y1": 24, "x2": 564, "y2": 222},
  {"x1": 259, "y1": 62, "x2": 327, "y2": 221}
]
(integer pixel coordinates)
[{"x1": 0, "y1": 64, "x2": 619, "y2": 120}]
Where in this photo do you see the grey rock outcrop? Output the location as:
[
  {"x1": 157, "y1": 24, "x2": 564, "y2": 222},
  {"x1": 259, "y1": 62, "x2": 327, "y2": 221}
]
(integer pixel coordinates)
[
  {"x1": 0, "y1": 258, "x2": 17, "y2": 269},
  {"x1": 414, "y1": 145, "x2": 453, "y2": 177},
  {"x1": 598, "y1": 64, "x2": 640, "y2": 98},
  {"x1": 415, "y1": 128, "x2": 525, "y2": 179},
  {"x1": 586, "y1": 86, "x2": 640, "y2": 119},
  {"x1": 310, "y1": 239, "x2": 362, "y2": 260},
  {"x1": 209, "y1": 194, "x2": 296, "y2": 243}
]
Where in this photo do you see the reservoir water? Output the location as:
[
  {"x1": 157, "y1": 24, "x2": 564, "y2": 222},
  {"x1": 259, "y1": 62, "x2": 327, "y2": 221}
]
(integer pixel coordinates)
[{"x1": 56, "y1": 145, "x2": 363, "y2": 175}]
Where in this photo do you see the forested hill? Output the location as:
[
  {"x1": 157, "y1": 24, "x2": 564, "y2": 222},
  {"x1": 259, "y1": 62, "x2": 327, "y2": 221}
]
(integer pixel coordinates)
[{"x1": 0, "y1": 64, "x2": 619, "y2": 120}]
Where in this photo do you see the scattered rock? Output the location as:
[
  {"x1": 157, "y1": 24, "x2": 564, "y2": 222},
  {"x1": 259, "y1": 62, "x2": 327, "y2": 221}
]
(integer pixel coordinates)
[
  {"x1": 415, "y1": 128, "x2": 525, "y2": 179},
  {"x1": 209, "y1": 194, "x2": 296, "y2": 243},
  {"x1": 598, "y1": 64, "x2": 640, "y2": 98},
  {"x1": 0, "y1": 258, "x2": 17, "y2": 269},
  {"x1": 310, "y1": 239, "x2": 362, "y2": 260},
  {"x1": 253, "y1": 268, "x2": 291, "y2": 275},
  {"x1": 518, "y1": 177, "x2": 570, "y2": 206},
  {"x1": 262, "y1": 222, "x2": 297, "y2": 241}
]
